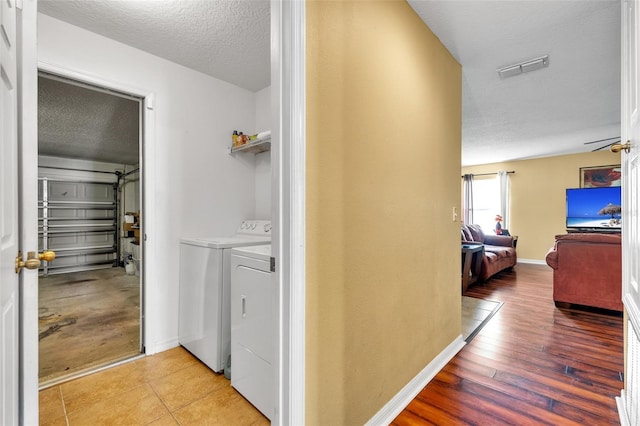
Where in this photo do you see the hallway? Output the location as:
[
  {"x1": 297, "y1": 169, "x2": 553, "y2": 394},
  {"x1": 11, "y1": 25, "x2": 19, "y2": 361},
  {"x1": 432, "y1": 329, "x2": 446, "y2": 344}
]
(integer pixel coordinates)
[{"x1": 394, "y1": 263, "x2": 624, "y2": 424}]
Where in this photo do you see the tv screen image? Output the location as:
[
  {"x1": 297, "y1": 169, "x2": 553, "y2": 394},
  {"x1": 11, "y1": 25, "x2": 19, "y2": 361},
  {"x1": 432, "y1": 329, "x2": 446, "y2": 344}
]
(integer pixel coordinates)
[{"x1": 566, "y1": 186, "x2": 622, "y2": 231}]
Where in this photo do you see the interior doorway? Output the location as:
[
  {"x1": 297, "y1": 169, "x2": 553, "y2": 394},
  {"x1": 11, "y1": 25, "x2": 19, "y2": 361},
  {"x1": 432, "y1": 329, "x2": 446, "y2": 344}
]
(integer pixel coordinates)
[{"x1": 37, "y1": 72, "x2": 144, "y2": 386}]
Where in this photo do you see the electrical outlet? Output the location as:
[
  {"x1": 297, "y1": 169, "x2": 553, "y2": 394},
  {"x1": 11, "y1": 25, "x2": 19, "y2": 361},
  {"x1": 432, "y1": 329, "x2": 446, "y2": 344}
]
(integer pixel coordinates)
[{"x1": 452, "y1": 207, "x2": 458, "y2": 222}]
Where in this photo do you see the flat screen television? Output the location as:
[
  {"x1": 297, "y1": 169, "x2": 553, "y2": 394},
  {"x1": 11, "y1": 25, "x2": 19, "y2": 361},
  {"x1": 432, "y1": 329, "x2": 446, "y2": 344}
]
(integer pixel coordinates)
[{"x1": 566, "y1": 186, "x2": 622, "y2": 232}]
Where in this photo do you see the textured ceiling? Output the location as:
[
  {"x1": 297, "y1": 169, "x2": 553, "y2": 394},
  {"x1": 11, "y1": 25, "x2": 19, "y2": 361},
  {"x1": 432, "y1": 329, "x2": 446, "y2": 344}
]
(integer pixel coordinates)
[
  {"x1": 38, "y1": 75, "x2": 141, "y2": 165},
  {"x1": 38, "y1": 0, "x2": 271, "y2": 92},
  {"x1": 37, "y1": 0, "x2": 621, "y2": 166},
  {"x1": 408, "y1": 0, "x2": 621, "y2": 165}
]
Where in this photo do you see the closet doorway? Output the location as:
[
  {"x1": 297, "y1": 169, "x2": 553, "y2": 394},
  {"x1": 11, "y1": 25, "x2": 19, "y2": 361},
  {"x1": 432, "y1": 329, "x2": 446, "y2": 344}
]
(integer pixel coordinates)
[{"x1": 37, "y1": 72, "x2": 144, "y2": 386}]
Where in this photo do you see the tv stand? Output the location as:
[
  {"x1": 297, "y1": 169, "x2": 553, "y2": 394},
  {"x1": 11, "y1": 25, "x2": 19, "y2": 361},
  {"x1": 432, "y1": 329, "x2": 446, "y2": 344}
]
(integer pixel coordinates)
[{"x1": 567, "y1": 228, "x2": 621, "y2": 234}]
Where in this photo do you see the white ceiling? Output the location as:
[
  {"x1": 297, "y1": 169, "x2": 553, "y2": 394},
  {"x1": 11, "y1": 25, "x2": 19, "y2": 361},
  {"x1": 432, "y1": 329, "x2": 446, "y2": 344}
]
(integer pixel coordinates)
[
  {"x1": 37, "y1": 0, "x2": 621, "y2": 166},
  {"x1": 408, "y1": 0, "x2": 621, "y2": 166},
  {"x1": 38, "y1": 0, "x2": 271, "y2": 91}
]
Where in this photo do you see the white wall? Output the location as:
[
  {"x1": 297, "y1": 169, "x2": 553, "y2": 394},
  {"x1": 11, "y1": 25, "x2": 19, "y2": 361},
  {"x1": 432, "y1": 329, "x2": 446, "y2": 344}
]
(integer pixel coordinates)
[
  {"x1": 38, "y1": 14, "x2": 258, "y2": 353},
  {"x1": 254, "y1": 86, "x2": 271, "y2": 219}
]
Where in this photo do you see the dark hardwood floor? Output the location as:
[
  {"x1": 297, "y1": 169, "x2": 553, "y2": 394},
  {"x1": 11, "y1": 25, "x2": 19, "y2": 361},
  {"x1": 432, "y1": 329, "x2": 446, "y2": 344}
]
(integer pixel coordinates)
[{"x1": 393, "y1": 263, "x2": 623, "y2": 425}]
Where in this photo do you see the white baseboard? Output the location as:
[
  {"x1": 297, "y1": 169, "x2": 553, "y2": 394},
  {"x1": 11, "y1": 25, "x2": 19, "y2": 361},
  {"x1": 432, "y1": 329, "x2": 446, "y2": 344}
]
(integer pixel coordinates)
[
  {"x1": 616, "y1": 391, "x2": 630, "y2": 426},
  {"x1": 517, "y1": 258, "x2": 547, "y2": 265},
  {"x1": 145, "y1": 338, "x2": 179, "y2": 355},
  {"x1": 365, "y1": 336, "x2": 466, "y2": 425}
]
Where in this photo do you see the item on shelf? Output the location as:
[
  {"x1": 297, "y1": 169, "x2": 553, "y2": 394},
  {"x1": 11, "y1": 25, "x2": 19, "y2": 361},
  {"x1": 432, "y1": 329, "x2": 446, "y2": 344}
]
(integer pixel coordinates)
[
  {"x1": 256, "y1": 130, "x2": 271, "y2": 141},
  {"x1": 229, "y1": 129, "x2": 272, "y2": 154},
  {"x1": 232, "y1": 130, "x2": 239, "y2": 147}
]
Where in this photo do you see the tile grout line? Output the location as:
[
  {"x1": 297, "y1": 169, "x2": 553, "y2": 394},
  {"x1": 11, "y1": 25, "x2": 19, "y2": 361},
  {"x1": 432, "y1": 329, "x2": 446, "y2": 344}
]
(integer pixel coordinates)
[
  {"x1": 147, "y1": 381, "x2": 181, "y2": 425},
  {"x1": 58, "y1": 386, "x2": 70, "y2": 426}
]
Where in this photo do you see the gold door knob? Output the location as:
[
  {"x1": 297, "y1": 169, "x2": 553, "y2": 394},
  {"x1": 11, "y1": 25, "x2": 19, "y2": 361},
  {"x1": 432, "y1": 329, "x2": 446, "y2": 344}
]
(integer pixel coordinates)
[
  {"x1": 15, "y1": 250, "x2": 56, "y2": 274},
  {"x1": 611, "y1": 140, "x2": 631, "y2": 153},
  {"x1": 39, "y1": 251, "x2": 56, "y2": 262}
]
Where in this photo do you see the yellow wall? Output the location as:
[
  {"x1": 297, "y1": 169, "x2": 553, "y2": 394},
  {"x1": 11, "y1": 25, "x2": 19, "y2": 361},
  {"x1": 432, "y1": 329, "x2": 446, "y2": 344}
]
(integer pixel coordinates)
[
  {"x1": 462, "y1": 150, "x2": 621, "y2": 260},
  {"x1": 306, "y1": 0, "x2": 462, "y2": 423}
]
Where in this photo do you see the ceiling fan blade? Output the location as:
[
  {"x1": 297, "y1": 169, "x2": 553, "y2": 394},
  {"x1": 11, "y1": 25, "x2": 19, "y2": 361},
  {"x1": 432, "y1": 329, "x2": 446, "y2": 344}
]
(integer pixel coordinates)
[
  {"x1": 591, "y1": 141, "x2": 620, "y2": 152},
  {"x1": 584, "y1": 136, "x2": 621, "y2": 145}
]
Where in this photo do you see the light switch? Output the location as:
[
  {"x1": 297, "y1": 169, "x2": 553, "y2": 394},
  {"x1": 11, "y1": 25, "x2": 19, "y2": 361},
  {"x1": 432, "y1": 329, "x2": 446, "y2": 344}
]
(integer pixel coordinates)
[{"x1": 452, "y1": 207, "x2": 458, "y2": 222}]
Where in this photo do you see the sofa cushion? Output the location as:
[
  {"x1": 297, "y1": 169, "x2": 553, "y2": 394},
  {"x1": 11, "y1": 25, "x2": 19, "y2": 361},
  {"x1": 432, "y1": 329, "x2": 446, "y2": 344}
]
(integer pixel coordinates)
[
  {"x1": 461, "y1": 227, "x2": 473, "y2": 242},
  {"x1": 467, "y1": 225, "x2": 485, "y2": 242},
  {"x1": 484, "y1": 234, "x2": 515, "y2": 247},
  {"x1": 484, "y1": 252, "x2": 499, "y2": 263},
  {"x1": 485, "y1": 245, "x2": 514, "y2": 258}
]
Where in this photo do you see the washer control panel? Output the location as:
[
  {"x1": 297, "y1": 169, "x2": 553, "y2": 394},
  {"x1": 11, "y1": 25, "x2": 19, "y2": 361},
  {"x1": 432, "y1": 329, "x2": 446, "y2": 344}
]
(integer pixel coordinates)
[{"x1": 237, "y1": 220, "x2": 272, "y2": 236}]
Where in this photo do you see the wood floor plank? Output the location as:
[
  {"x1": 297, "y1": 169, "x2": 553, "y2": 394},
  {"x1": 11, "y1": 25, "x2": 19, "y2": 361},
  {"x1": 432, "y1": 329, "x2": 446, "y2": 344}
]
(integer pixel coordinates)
[
  {"x1": 393, "y1": 263, "x2": 623, "y2": 425},
  {"x1": 462, "y1": 339, "x2": 623, "y2": 393},
  {"x1": 441, "y1": 361, "x2": 612, "y2": 424}
]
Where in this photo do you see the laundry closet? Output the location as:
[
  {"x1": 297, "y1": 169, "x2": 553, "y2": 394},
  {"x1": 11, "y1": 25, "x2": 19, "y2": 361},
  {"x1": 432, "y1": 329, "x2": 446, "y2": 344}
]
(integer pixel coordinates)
[
  {"x1": 36, "y1": 18, "x2": 274, "y2": 422},
  {"x1": 177, "y1": 85, "x2": 274, "y2": 418},
  {"x1": 36, "y1": 70, "x2": 273, "y2": 386}
]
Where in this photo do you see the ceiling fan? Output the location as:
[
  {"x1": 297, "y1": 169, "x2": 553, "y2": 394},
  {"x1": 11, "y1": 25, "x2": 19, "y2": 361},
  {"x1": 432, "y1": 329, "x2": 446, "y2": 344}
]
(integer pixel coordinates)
[{"x1": 584, "y1": 136, "x2": 621, "y2": 152}]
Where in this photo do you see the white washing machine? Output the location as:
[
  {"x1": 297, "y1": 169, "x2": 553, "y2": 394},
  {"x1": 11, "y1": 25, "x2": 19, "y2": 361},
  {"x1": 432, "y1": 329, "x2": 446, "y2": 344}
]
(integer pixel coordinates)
[
  {"x1": 178, "y1": 220, "x2": 271, "y2": 373},
  {"x1": 230, "y1": 244, "x2": 274, "y2": 420}
]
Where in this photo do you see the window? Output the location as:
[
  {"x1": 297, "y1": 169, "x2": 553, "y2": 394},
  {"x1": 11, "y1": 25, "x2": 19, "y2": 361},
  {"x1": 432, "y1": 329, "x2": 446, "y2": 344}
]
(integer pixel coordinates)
[{"x1": 471, "y1": 177, "x2": 500, "y2": 233}]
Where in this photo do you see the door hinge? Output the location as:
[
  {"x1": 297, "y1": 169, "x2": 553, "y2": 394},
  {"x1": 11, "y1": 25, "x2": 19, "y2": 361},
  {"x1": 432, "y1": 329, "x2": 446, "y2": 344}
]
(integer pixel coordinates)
[
  {"x1": 270, "y1": 256, "x2": 276, "y2": 273},
  {"x1": 16, "y1": 0, "x2": 23, "y2": 10}
]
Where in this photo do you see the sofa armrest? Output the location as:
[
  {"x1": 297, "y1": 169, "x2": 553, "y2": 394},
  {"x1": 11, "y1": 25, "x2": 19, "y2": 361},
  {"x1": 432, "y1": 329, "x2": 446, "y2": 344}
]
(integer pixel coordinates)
[
  {"x1": 484, "y1": 234, "x2": 514, "y2": 247},
  {"x1": 545, "y1": 248, "x2": 558, "y2": 270}
]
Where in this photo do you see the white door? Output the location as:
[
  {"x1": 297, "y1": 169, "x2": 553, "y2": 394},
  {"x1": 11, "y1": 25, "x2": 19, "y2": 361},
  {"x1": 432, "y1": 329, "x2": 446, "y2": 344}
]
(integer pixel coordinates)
[
  {"x1": 618, "y1": 0, "x2": 640, "y2": 424},
  {"x1": 0, "y1": 0, "x2": 19, "y2": 423},
  {"x1": 2, "y1": 0, "x2": 38, "y2": 423}
]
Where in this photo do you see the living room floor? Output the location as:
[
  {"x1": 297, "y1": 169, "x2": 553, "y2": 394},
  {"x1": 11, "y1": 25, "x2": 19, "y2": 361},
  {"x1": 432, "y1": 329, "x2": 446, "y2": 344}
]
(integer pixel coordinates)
[{"x1": 394, "y1": 263, "x2": 624, "y2": 424}]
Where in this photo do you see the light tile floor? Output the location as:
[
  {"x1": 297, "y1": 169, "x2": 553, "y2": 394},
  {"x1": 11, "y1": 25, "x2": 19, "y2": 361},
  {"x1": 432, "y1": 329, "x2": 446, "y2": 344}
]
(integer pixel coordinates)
[{"x1": 39, "y1": 347, "x2": 270, "y2": 425}]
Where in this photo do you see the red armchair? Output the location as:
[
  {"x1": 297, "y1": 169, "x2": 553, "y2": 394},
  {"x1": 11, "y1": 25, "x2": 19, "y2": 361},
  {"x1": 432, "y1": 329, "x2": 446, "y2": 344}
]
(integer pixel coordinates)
[{"x1": 545, "y1": 233, "x2": 622, "y2": 311}]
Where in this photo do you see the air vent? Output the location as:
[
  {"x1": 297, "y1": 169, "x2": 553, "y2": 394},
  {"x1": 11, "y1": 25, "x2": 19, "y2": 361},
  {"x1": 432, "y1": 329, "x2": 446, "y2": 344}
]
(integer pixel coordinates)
[{"x1": 497, "y1": 55, "x2": 549, "y2": 79}]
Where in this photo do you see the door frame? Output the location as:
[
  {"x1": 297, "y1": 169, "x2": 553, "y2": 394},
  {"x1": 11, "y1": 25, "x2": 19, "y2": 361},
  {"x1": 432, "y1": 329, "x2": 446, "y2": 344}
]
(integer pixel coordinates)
[
  {"x1": 18, "y1": 0, "x2": 39, "y2": 423},
  {"x1": 35, "y1": 60, "x2": 154, "y2": 364},
  {"x1": 616, "y1": 0, "x2": 639, "y2": 424},
  {"x1": 272, "y1": 0, "x2": 306, "y2": 424}
]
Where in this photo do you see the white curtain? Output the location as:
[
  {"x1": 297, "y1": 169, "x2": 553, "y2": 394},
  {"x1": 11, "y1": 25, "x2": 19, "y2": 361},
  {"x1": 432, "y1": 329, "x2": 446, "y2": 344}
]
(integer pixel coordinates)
[
  {"x1": 462, "y1": 174, "x2": 474, "y2": 225},
  {"x1": 498, "y1": 171, "x2": 510, "y2": 230}
]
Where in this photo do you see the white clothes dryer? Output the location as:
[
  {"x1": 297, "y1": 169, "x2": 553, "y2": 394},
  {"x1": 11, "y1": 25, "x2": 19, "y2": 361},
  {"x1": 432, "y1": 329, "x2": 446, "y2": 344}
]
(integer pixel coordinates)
[
  {"x1": 230, "y1": 244, "x2": 274, "y2": 420},
  {"x1": 178, "y1": 221, "x2": 271, "y2": 373}
]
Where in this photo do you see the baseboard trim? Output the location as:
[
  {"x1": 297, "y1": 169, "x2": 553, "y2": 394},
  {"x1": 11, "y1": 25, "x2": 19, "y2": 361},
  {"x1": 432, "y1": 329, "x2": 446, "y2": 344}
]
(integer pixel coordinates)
[
  {"x1": 517, "y1": 258, "x2": 547, "y2": 265},
  {"x1": 365, "y1": 336, "x2": 466, "y2": 425},
  {"x1": 145, "y1": 338, "x2": 179, "y2": 355},
  {"x1": 616, "y1": 391, "x2": 630, "y2": 426}
]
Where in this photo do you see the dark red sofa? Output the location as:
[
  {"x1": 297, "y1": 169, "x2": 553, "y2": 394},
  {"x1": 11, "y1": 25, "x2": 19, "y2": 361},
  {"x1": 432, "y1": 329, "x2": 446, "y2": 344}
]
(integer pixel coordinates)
[
  {"x1": 461, "y1": 224, "x2": 517, "y2": 281},
  {"x1": 545, "y1": 233, "x2": 622, "y2": 311}
]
